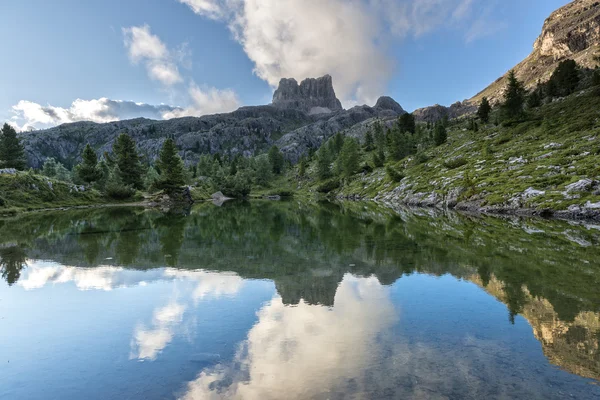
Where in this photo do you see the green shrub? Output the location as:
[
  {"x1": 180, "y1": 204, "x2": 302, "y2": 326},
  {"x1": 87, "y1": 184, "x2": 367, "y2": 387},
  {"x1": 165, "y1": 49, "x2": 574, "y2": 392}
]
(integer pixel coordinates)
[
  {"x1": 0, "y1": 196, "x2": 5, "y2": 207},
  {"x1": 106, "y1": 182, "x2": 135, "y2": 200},
  {"x1": 443, "y1": 156, "x2": 468, "y2": 170},
  {"x1": 317, "y1": 179, "x2": 340, "y2": 193},
  {"x1": 385, "y1": 166, "x2": 405, "y2": 182}
]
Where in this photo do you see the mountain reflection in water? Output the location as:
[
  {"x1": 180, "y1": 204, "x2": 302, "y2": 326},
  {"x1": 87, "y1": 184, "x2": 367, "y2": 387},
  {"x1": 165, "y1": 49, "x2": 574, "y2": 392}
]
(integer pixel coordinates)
[{"x1": 0, "y1": 201, "x2": 599, "y2": 400}]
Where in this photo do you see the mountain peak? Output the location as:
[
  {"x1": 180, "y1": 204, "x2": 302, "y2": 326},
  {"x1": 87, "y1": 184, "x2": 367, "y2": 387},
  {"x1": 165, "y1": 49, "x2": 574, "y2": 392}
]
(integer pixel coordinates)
[{"x1": 272, "y1": 74, "x2": 343, "y2": 114}]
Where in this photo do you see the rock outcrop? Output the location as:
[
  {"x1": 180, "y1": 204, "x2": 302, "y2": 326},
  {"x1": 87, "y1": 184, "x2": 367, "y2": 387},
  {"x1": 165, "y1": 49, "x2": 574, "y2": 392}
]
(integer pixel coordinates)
[
  {"x1": 20, "y1": 75, "x2": 404, "y2": 168},
  {"x1": 471, "y1": 0, "x2": 600, "y2": 105},
  {"x1": 272, "y1": 74, "x2": 343, "y2": 114},
  {"x1": 413, "y1": 101, "x2": 476, "y2": 123}
]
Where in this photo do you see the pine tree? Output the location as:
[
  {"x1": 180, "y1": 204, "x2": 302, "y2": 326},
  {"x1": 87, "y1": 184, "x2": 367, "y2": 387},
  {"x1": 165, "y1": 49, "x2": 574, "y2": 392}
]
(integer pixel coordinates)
[
  {"x1": 434, "y1": 123, "x2": 447, "y2": 146},
  {"x1": 157, "y1": 138, "x2": 185, "y2": 189},
  {"x1": 364, "y1": 130, "x2": 374, "y2": 151},
  {"x1": 336, "y1": 138, "x2": 360, "y2": 178},
  {"x1": 253, "y1": 156, "x2": 273, "y2": 186},
  {"x1": 549, "y1": 59, "x2": 579, "y2": 96},
  {"x1": 316, "y1": 145, "x2": 332, "y2": 180},
  {"x1": 0, "y1": 123, "x2": 27, "y2": 170},
  {"x1": 268, "y1": 145, "x2": 285, "y2": 175},
  {"x1": 113, "y1": 133, "x2": 143, "y2": 189},
  {"x1": 501, "y1": 70, "x2": 526, "y2": 120},
  {"x1": 42, "y1": 157, "x2": 58, "y2": 178},
  {"x1": 298, "y1": 156, "x2": 308, "y2": 178},
  {"x1": 477, "y1": 97, "x2": 491, "y2": 123},
  {"x1": 527, "y1": 88, "x2": 542, "y2": 109},
  {"x1": 397, "y1": 113, "x2": 416, "y2": 134},
  {"x1": 144, "y1": 166, "x2": 160, "y2": 190},
  {"x1": 77, "y1": 144, "x2": 101, "y2": 184}
]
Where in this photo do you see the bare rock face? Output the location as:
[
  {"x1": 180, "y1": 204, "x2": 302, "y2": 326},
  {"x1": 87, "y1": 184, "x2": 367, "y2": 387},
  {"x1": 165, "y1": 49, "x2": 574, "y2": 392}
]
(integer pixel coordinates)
[
  {"x1": 472, "y1": 0, "x2": 600, "y2": 105},
  {"x1": 413, "y1": 101, "x2": 476, "y2": 123},
  {"x1": 272, "y1": 75, "x2": 343, "y2": 114}
]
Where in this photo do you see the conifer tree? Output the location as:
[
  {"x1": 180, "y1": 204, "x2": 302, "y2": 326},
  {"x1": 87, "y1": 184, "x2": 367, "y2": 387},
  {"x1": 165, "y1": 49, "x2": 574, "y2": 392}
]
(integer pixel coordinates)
[
  {"x1": 268, "y1": 145, "x2": 285, "y2": 174},
  {"x1": 364, "y1": 130, "x2": 374, "y2": 151},
  {"x1": 336, "y1": 138, "x2": 360, "y2": 178},
  {"x1": 77, "y1": 144, "x2": 101, "y2": 184},
  {"x1": 0, "y1": 123, "x2": 27, "y2": 170},
  {"x1": 113, "y1": 133, "x2": 143, "y2": 189},
  {"x1": 477, "y1": 97, "x2": 491, "y2": 123},
  {"x1": 434, "y1": 123, "x2": 447, "y2": 146},
  {"x1": 549, "y1": 59, "x2": 579, "y2": 96},
  {"x1": 254, "y1": 156, "x2": 273, "y2": 186},
  {"x1": 501, "y1": 70, "x2": 526, "y2": 120},
  {"x1": 298, "y1": 156, "x2": 308, "y2": 178},
  {"x1": 157, "y1": 138, "x2": 185, "y2": 188},
  {"x1": 316, "y1": 145, "x2": 332, "y2": 180}
]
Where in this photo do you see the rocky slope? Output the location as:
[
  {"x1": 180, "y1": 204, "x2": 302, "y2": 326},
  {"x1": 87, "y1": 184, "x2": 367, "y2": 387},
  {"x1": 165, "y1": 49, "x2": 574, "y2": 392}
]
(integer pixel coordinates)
[
  {"x1": 472, "y1": 0, "x2": 600, "y2": 105},
  {"x1": 20, "y1": 75, "x2": 403, "y2": 168},
  {"x1": 413, "y1": 0, "x2": 600, "y2": 121}
]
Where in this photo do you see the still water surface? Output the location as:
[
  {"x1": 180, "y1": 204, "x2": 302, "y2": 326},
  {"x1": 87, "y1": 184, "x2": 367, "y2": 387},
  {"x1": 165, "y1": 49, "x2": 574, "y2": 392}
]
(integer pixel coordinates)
[{"x1": 1, "y1": 201, "x2": 599, "y2": 399}]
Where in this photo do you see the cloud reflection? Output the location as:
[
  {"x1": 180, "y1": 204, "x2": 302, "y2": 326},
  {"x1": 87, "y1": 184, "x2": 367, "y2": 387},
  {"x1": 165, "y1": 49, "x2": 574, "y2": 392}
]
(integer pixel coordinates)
[
  {"x1": 131, "y1": 302, "x2": 186, "y2": 360},
  {"x1": 180, "y1": 275, "x2": 398, "y2": 400}
]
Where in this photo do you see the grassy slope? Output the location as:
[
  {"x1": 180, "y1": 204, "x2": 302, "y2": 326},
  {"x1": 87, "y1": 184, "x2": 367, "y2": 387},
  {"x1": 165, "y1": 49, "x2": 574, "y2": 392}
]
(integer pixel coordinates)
[
  {"x1": 292, "y1": 88, "x2": 600, "y2": 211},
  {"x1": 0, "y1": 172, "x2": 104, "y2": 215}
]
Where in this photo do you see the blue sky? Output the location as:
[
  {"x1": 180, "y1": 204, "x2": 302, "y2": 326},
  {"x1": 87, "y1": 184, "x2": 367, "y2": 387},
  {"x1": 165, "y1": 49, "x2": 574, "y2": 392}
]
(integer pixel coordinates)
[{"x1": 1, "y1": 0, "x2": 570, "y2": 130}]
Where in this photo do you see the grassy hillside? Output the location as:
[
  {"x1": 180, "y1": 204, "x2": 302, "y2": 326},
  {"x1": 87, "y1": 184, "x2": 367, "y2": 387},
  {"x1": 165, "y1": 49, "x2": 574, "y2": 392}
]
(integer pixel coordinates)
[
  {"x1": 0, "y1": 172, "x2": 105, "y2": 215},
  {"x1": 290, "y1": 87, "x2": 600, "y2": 215}
]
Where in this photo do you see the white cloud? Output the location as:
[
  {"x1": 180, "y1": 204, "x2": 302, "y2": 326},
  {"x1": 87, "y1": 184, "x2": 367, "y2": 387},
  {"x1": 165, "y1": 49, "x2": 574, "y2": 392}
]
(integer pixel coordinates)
[
  {"x1": 123, "y1": 24, "x2": 183, "y2": 86},
  {"x1": 10, "y1": 98, "x2": 182, "y2": 131},
  {"x1": 180, "y1": 274, "x2": 399, "y2": 399},
  {"x1": 163, "y1": 82, "x2": 241, "y2": 118},
  {"x1": 131, "y1": 302, "x2": 186, "y2": 360},
  {"x1": 180, "y1": 0, "x2": 500, "y2": 106}
]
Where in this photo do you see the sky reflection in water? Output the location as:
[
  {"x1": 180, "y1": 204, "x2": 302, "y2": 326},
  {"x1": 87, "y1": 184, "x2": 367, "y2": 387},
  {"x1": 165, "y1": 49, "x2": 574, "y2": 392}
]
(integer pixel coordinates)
[{"x1": 0, "y1": 202, "x2": 599, "y2": 399}]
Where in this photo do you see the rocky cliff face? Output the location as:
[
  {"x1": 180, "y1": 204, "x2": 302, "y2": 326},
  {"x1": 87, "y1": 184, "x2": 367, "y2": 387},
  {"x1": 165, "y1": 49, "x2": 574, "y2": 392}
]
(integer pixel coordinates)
[
  {"x1": 412, "y1": 101, "x2": 476, "y2": 123},
  {"x1": 472, "y1": 0, "x2": 600, "y2": 105},
  {"x1": 20, "y1": 75, "x2": 403, "y2": 168},
  {"x1": 272, "y1": 74, "x2": 343, "y2": 114}
]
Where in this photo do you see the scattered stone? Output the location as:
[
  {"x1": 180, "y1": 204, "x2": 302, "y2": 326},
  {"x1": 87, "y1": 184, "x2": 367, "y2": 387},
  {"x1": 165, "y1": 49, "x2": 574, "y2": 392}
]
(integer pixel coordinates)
[
  {"x1": 0, "y1": 168, "x2": 17, "y2": 175},
  {"x1": 565, "y1": 179, "x2": 595, "y2": 193}
]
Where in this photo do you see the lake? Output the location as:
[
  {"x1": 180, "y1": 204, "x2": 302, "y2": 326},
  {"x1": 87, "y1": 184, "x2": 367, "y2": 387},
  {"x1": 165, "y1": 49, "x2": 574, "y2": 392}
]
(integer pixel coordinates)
[{"x1": 0, "y1": 201, "x2": 599, "y2": 399}]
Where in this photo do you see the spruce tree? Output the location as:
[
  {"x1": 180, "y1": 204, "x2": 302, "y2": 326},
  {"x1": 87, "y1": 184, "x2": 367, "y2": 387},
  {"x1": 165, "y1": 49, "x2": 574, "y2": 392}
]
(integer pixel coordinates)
[
  {"x1": 477, "y1": 97, "x2": 491, "y2": 123},
  {"x1": 337, "y1": 138, "x2": 360, "y2": 178},
  {"x1": 113, "y1": 133, "x2": 143, "y2": 189},
  {"x1": 157, "y1": 138, "x2": 185, "y2": 188},
  {"x1": 0, "y1": 123, "x2": 27, "y2": 170},
  {"x1": 364, "y1": 130, "x2": 374, "y2": 151},
  {"x1": 549, "y1": 59, "x2": 579, "y2": 96},
  {"x1": 501, "y1": 70, "x2": 526, "y2": 120},
  {"x1": 316, "y1": 145, "x2": 332, "y2": 180},
  {"x1": 397, "y1": 113, "x2": 416, "y2": 134},
  {"x1": 434, "y1": 123, "x2": 447, "y2": 146},
  {"x1": 254, "y1": 156, "x2": 273, "y2": 186},
  {"x1": 268, "y1": 145, "x2": 284, "y2": 175},
  {"x1": 77, "y1": 144, "x2": 101, "y2": 184},
  {"x1": 298, "y1": 156, "x2": 308, "y2": 178}
]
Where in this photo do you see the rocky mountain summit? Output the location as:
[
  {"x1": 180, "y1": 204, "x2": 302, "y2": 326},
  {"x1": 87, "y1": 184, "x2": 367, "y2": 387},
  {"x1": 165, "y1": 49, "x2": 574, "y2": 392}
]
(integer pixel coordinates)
[
  {"x1": 272, "y1": 74, "x2": 343, "y2": 114},
  {"x1": 413, "y1": 0, "x2": 600, "y2": 121},
  {"x1": 20, "y1": 75, "x2": 403, "y2": 168},
  {"x1": 472, "y1": 0, "x2": 600, "y2": 105}
]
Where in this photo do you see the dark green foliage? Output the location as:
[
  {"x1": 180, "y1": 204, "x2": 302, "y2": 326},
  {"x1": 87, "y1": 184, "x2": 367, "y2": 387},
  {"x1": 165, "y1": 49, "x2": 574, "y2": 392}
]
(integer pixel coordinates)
[
  {"x1": 331, "y1": 133, "x2": 345, "y2": 155},
  {"x1": 385, "y1": 166, "x2": 405, "y2": 182},
  {"x1": 157, "y1": 138, "x2": 185, "y2": 189},
  {"x1": 316, "y1": 145, "x2": 333, "y2": 180},
  {"x1": 364, "y1": 130, "x2": 374, "y2": 151},
  {"x1": 113, "y1": 133, "x2": 143, "y2": 189},
  {"x1": 397, "y1": 113, "x2": 416, "y2": 134},
  {"x1": 336, "y1": 138, "x2": 360, "y2": 178},
  {"x1": 298, "y1": 156, "x2": 308, "y2": 178},
  {"x1": 253, "y1": 156, "x2": 273, "y2": 187},
  {"x1": 77, "y1": 144, "x2": 101, "y2": 184},
  {"x1": 372, "y1": 149, "x2": 385, "y2": 168},
  {"x1": 0, "y1": 123, "x2": 27, "y2": 170},
  {"x1": 42, "y1": 158, "x2": 72, "y2": 182},
  {"x1": 434, "y1": 123, "x2": 447, "y2": 146},
  {"x1": 527, "y1": 88, "x2": 543, "y2": 109},
  {"x1": 501, "y1": 70, "x2": 526, "y2": 120},
  {"x1": 443, "y1": 156, "x2": 468, "y2": 169},
  {"x1": 105, "y1": 166, "x2": 135, "y2": 200},
  {"x1": 216, "y1": 171, "x2": 252, "y2": 198},
  {"x1": 317, "y1": 178, "x2": 340, "y2": 193},
  {"x1": 477, "y1": 97, "x2": 492, "y2": 123},
  {"x1": 468, "y1": 119, "x2": 478, "y2": 132},
  {"x1": 548, "y1": 59, "x2": 579, "y2": 97},
  {"x1": 268, "y1": 145, "x2": 285, "y2": 174}
]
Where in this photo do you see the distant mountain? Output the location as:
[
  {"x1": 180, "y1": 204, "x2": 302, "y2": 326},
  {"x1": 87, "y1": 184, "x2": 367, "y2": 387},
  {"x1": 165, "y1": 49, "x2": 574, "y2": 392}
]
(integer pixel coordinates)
[
  {"x1": 414, "y1": 0, "x2": 600, "y2": 121},
  {"x1": 20, "y1": 75, "x2": 404, "y2": 168}
]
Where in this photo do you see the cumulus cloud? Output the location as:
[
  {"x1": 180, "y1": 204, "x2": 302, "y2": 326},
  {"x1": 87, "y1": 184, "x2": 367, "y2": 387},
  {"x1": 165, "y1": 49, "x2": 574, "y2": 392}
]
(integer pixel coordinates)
[
  {"x1": 131, "y1": 302, "x2": 186, "y2": 360},
  {"x1": 180, "y1": 0, "x2": 500, "y2": 106},
  {"x1": 10, "y1": 98, "x2": 182, "y2": 131},
  {"x1": 162, "y1": 82, "x2": 241, "y2": 118},
  {"x1": 123, "y1": 24, "x2": 183, "y2": 86},
  {"x1": 180, "y1": 274, "x2": 399, "y2": 399}
]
